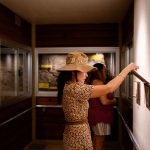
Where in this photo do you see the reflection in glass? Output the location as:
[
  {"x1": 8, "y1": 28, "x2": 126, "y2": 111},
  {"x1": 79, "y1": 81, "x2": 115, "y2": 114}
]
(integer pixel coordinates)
[
  {"x1": 0, "y1": 45, "x2": 32, "y2": 107},
  {"x1": 18, "y1": 53, "x2": 24, "y2": 93},
  {"x1": 0, "y1": 48, "x2": 17, "y2": 96}
]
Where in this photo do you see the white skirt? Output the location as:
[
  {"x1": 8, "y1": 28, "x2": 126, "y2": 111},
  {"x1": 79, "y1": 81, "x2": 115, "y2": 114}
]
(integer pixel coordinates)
[{"x1": 92, "y1": 122, "x2": 111, "y2": 136}]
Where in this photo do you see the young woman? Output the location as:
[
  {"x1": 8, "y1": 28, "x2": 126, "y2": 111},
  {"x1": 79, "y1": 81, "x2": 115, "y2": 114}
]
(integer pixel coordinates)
[
  {"x1": 88, "y1": 63, "x2": 117, "y2": 150},
  {"x1": 57, "y1": 51, "x2": 139, "y2": 150}
]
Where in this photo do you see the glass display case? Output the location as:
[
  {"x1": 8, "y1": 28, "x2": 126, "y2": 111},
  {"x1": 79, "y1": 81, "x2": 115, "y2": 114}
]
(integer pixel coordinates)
[
  {"x1": 0, "y1": 41, "x2": 32, "y2": 107},
  {"x1": 38, "y1": 54, "x2": 66, "y2": 92},
  {"x1": 35, "y1": 47, "x2": 119, "y2": 97}
]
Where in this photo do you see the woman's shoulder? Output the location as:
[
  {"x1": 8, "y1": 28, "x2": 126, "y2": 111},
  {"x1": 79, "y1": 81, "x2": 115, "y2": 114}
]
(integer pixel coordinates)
[
  {"x1": 67, "y1": 81, "x2": 92, "y2": 89},
  {"x1": 92, "y1": 79, "x2": 103, "y2": 85}
]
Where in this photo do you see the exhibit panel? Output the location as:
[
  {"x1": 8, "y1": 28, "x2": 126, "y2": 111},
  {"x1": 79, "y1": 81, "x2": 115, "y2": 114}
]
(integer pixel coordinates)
[
  {"x1": 0, "y1": 41, "x2": 32, "y2": 107},
  {"x1": 35, "y1": 47, "x2": 119, "y2": 97}
]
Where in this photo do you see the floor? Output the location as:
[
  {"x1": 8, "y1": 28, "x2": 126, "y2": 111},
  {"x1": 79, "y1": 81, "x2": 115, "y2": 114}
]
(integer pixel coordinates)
[
  {"x1": 23, "y1": 140, "x2": 63, "y2": 150},
  {"x1": 23, "y1": 140, "x2": 121, "y2": 150}
]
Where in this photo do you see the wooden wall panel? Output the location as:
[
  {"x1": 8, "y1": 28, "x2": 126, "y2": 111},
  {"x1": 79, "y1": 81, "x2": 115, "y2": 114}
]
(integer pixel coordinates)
[
  {"x1": 122, "y1": 2, "x2": 134, "y2": 46},
  {"x1": 36, "y1": 97, "x2": 59, "y2": 105},
  {"x1": 0, "y1": 4, "x2": 31, "y2": 46},
  {"x1": 36, "y1": 24, "x2": 119, "y2": 47},
  {"x1": 36, "y1": 97, "x2": 64, "y2": 139},
  {"x1": 0, "y1": 98, "x2": 32, "y2": 150},
  {"x1": 36, "y1": 107, "x2": 65, "y2": 139}
]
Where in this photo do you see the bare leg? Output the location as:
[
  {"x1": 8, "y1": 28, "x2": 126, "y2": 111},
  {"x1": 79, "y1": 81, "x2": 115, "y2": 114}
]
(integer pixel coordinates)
[{"x1": 93, "y1": 135, "x2": 105, "y2": 150}]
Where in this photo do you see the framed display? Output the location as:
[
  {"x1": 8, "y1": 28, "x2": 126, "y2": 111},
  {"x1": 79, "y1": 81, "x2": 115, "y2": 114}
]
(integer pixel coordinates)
[
  {"x1": 0, "y1": 42, "x2": 32, "y2": 107},
  {"x1": 38, "y1": 54, "x2": 66, "y2": 91},
  {"x1": 136, "y1": 81, "x2": 140, "y2": 105},
  {"x1": 132, "y1": 71, "x2": 150, "y2": 109},
  {"x1": 144, "y1": 83, "x2": 150, "y2": 109},
  {"x1": 35, "y1": 47, "x2": 119, "y2": 97},
  {"x1": 0, "y1": 48, "x2": 17, "y2": 96}
]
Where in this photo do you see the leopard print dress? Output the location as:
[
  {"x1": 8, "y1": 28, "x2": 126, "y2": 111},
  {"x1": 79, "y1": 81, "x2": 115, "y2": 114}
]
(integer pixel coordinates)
[{"x1": 62, "y1": 81, "x2": 93, "y2": 150}]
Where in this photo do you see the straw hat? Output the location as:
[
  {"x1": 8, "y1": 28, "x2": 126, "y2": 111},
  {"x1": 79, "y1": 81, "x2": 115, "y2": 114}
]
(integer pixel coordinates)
[{"x1": 57, "y1": 51, "x2": 96, "y2": 72}]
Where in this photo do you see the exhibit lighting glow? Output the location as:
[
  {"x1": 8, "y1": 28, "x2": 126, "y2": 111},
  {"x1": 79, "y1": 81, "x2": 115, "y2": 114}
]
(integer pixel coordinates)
[
  {"x1": 6, "y1": 54, "x2": 12, "y2": 70},
  {"x1": 41, "y1": 64, "x2": 52, "y2": 68},
  {"x1": 89, "y1": 53, "x2": 105, "y2": 65}
]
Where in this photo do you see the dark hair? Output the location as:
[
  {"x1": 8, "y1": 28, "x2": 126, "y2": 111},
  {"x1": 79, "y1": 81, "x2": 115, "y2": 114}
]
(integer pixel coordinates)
[
  {"x1": 93, "y1": 63, "x2": 104, "y2": 71},
  {"x1": 105, "y1": 69, "x2": 114, "y2": 83},
  {"x1": 87, "y1": 63, "x2": 105, "y2": 84},
  {"x1": 57, "y1": 71, "x2": 72, "y2": 104}
]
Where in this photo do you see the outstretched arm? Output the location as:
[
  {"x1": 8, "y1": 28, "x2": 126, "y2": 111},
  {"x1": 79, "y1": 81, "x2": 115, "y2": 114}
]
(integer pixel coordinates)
[{"x1": 91, "y1": 63, "x2": 139, "y2": 98}]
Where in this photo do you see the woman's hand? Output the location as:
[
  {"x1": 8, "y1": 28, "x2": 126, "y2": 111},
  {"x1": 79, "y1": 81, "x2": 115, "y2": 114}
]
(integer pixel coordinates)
[{"x1": 126, "y1": 63, "x2": 139, "y2": 72}]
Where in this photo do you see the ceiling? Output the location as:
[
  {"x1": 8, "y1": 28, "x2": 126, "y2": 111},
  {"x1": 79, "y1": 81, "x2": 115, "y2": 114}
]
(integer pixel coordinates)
[{"x1": 0, "y1": 0, "x2": 133, "y2": 24}]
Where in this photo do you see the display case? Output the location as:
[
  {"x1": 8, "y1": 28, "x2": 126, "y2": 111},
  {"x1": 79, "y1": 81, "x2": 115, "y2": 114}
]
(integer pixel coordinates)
[
  {"x1": 0, "y1": 41, "x2": 32, "y2": 107},
  {"x1": 35, "y1": 47, "x2": 119, "y2": 97}
]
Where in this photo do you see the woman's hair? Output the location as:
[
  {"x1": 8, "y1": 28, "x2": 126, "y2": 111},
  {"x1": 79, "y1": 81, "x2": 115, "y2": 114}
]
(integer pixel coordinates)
[
  {"x1": 57, "y1": 71, "x2": 72, "y2": 104},
  {"x1": 87, "y1": 63, "x2": 105, "y2": 84},
  {"x1": 105, "y1": 69, "x2": 114, "y2": 83}
]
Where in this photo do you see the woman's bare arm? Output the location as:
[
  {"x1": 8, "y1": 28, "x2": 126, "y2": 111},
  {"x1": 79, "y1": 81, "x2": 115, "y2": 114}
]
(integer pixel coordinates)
[
  {"x1": 92, "y1": 80, "x2": 117, "y2": 105},
  {"x1": 91, "y1": 63, "x2": 139, "y2": 98}
]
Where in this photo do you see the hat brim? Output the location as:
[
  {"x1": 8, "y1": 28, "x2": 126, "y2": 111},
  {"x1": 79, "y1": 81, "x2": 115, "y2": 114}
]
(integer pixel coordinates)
[{"x1": 57, "y1": 64, "x2": 96, "y2": 72}]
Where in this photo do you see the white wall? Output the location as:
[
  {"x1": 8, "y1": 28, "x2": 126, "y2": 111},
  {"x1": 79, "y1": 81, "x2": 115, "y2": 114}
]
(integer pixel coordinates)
[{"x1": 134, "y1": 0, "x2": 150, "y2": 150}]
